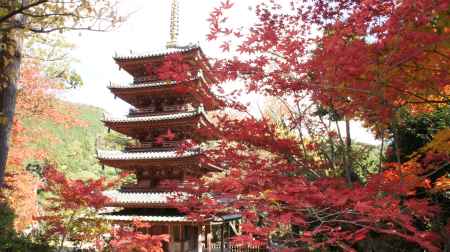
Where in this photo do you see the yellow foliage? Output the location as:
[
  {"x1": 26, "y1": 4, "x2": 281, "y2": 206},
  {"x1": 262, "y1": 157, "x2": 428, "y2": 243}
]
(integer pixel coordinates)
[
  {"x1": 418, "y1": 128, "x2": 450, "y2": 155},
  {"x1": 402, "y1": 128, "x2": 450, "y2": 193},
  {"x1": 434, "y1": 175, "x2": 450, "y2": 192}
]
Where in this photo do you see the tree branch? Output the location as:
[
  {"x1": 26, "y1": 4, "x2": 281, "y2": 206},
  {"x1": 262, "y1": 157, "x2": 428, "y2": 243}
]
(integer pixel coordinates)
[{"x1": 0, "y1": 0, "x2": 48, "y2": 24}]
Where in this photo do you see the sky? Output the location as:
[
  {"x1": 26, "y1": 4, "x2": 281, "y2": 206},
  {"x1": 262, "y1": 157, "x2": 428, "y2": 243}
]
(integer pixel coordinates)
[
  {"x1": 62, "y1": 0, "x2": 225, "y2": 115},
  {"x1": 62, "y1": 0, "x2": 379, "y2": 144}
]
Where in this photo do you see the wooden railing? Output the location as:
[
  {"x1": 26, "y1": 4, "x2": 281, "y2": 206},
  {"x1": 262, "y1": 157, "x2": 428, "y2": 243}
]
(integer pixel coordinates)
[
  {"x1": 125, "y1": 140, "x2": 180, "y2": 152},
  {"x1": 162, "y1": 104, "x2": 188, "y2": 112},
  {"x1": 134, "y1": 75, "x2": 158, "y2": 83},
  {"x1": 129, "y1": 106, "x2": 156, "y2": 117},
  {"x1": 128, "y1": 104, "x2": 191, "y2": 117},
  {"x1": 204, "y1": 242, "x2": 268, "y2": 252},
  {"x1": 120, "y1": 181, "x2": 152, "y2": 191}
]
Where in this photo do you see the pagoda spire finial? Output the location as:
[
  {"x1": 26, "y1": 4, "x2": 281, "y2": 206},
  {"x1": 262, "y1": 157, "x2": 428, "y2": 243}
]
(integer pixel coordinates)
[{"x1": 166, "y1": 0, "x2": 179, "y2": 48}]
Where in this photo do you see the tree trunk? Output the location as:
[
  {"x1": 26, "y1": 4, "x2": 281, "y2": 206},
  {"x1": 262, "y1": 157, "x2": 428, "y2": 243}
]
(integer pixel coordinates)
[
  {"x1": 378, "y1": 129, "x2": 385, "y2": 172},
  {"x1": 343, "y1": 118, "x2": 352, "y2": 186},
  {"x1": 0, "y1": 28, "x2": 23, "y2": 186},
  {"x1": 345, "y1": 118, "x2": 352, "y2": 171},
  {"x1": 335, "y1": 119, "x2": 353, "y2": 186}
]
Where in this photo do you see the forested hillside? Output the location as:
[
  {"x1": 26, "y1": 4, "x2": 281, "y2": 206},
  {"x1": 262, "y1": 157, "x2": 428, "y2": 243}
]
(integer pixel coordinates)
[{"x1": 21, "y1": 101, "x2": 117, "y2": 179}]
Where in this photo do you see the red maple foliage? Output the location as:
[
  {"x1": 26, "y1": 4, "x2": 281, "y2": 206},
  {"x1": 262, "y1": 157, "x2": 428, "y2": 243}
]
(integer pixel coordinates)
[
  {"x1": 208, "y1": 0, "x2": 449, "y2": 128},
  {"x1": 37, "y1": 166, "x2": 168, "y2": 251},
  {"x1": 36, "y1": 166, "x2": 114, "y2": 248},
  {"x1": 108, "y1": 220, "x2": 170, "y2": 252},
  {"x1": 163, "y1": 0, "x2": 449, "y2": 251}
]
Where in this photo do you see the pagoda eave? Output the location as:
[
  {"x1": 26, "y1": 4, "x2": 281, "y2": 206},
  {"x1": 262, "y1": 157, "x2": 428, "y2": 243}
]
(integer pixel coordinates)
[
  {"x1": 113, "y1": 45, "x2": 200, "y2": 77},
  {"x1": 102, "y1": 112, "x2": 218, "y2": 140},
  {"x1": 113, "y1": 45, "x2": 199, "y2": 63},
  {"x1": 99, "y1": 213, "x2": 197, "y2": 224},
  {"x1": 103, "y1": 190, "x2": 186, "y2": 208},
  {"x1": 98, "y1": 155, "x2": 198, "y2": 169},
  {"x1": 103, "y1": 109, "x2": 204, "y2": 125},
  {"x1": 98, "y1": 159, "x2": 221, "y2": 174},
  {"x1": 97, "y1": 150, "x2": 221, "y2": 172},
  {"x1": 105, "y1": 202, "x2": 171, "y2": 208},
  {"x1": 108, "y1": 79, "x2": 222, "y2": 111}
]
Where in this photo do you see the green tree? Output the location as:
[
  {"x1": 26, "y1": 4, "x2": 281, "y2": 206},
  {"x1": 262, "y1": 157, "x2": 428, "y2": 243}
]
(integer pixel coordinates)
[{"x1": 388, "y1": 106, "x2": 450, "y2": 162}]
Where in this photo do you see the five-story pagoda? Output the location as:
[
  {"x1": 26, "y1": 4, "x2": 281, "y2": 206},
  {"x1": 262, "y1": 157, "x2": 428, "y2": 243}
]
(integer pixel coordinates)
[{"x1": 97, "y1": 1, "x2": 240, "y2": 251}]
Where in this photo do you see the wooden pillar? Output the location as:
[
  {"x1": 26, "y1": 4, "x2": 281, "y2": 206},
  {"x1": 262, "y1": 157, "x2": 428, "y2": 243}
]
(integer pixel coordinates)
[
  {"x1": 207, "y1": 225, "x2": 212, "y2": 252},
  {"x1": 204, "y1": 225, "x2": 208, "y2": 251},
  {"x1": 197, "y1": 225, "x2": 203, "y2": 252},
  {"x1": 220, "y1": 224, "x2": 224, "y2": 252},
  {"x1": 168, "y1": 224, "x2": 174, "y2": 252},
  {"x1": 180, "y1": 224, "x2": 185, "y2": 252}
]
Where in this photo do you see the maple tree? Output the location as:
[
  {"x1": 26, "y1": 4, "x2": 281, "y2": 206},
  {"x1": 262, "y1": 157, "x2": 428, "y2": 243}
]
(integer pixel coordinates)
[
  {"x1": 159, "y1": 0, "x2": 450, "y2": 251},
  {"x1": 107, "y1": 220, "x2": 170, "y2": 252},
  {"x1": 36, "y1": 166, "x2": 166, "y2": 252},
  {"x1": 37, "y1": 165, "x2": 115, "y2": 251}
]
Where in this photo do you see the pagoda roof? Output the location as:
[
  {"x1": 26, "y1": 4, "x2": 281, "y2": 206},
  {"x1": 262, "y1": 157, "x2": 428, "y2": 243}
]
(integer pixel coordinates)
[
  {"x1": 114, "y1": 44, "x2": 200, "y2": 62},
  {"x1": 104, "y1": 190, "x2": 185, "y2": 205},
  {"x1": 97, "y1": 148, "x2": 221, "y2": 172},
  {"x1": 109, "y1": 80, "x2": 179, "y2": 89},
  {"x1": 102, "y1": 107, "x2": 218, "y2": 139},
  {"x1": 99, "y1": 208, "x2": 193, "y2": 223},
  {"x1": 97, "y1": 149, "x2": 201, "y2": 161},
  {"x1": 99, "y1": 211, "x2": 240, "y2": 224},
  {"x1": 103, "y1": 106, "x2": 204, "y2": 123},
  {"x1": 100, "y1": 213, "x2": 190, "y2": 223},
  {"x1": 108, "y1": 77, "x2": 223, "y2": 111}
]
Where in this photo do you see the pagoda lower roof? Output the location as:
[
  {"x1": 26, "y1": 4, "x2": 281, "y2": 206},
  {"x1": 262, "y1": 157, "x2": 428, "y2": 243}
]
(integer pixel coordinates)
[
  {"x1": 99, "y1": 207, "x2": 193, "y2": 223},
  {"x1": 114, "y1": 44, "x2": 199, "y2": 61},
  {"x1": 101, "y1": 214, "x2": 189, "y2": 223},
  {"x1": 108, "y1": 77, "x2": 222, "y2": 111},
  {"x1": 97, "y1": 149, "x2": 201, "y2": 161},
  {"x1": 109, "y1": 78, "x2": 198, "y2": 89},
  {"x1": 99, "y1": 211, "x2": 240, "y2": 224},
  {"x1": 104, "y1": 190, "x2": 186, "y2": 206},
  {"x1": 103, "y1": 107, "x2": 204, "y2": 124}
]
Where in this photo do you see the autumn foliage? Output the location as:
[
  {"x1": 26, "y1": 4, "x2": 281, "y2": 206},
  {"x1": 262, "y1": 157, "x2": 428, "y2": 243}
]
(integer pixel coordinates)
[
  {"x1": 107, "y1": 220, "x2": 170, "y2": 252},
  {"x1": 1, "y1": 59, "x2": 89, "y2": 233},
  {"x1": 163, "y1": 0, "x2": 450, "y2": 251},
  {"x1": 0, "y1": 0, "x2": 448, "y2": 251},
  {"x1": 36, "y1": 166, "x2": 112, "y2": 247}
]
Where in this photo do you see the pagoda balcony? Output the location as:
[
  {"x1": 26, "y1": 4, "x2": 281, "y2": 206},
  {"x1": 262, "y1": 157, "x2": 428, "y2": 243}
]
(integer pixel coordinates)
[
  {"x1": 125, "y1": 140, "x2": 181, "y2": 152},
  {"x1": 104, "y1": 190, "x2": 186, "y2": 205},
  {"x1": 118, "y1": 183, "x2": 188, "y2": 193},
  {"x1": 129, "y1": 106, "x2": 156, "y2": 117},
  {"x1": 134, "y1": 75, "x2": 159, "y2": 84},
  {"x1": 104, "y1": 106, "x2": 204, "y2": 123},
  {"x1": 129, "y1": 104, "x2": 193, "y2": 117},
  {"x1": 162, "y1": 104, "x2": 189, "y2": 112}
]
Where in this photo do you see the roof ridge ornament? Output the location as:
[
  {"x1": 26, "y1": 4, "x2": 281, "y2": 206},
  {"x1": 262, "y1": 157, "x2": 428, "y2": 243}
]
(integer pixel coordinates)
[{"x1": 166, "y1": 0, "x2": 180, "y2": 48}]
